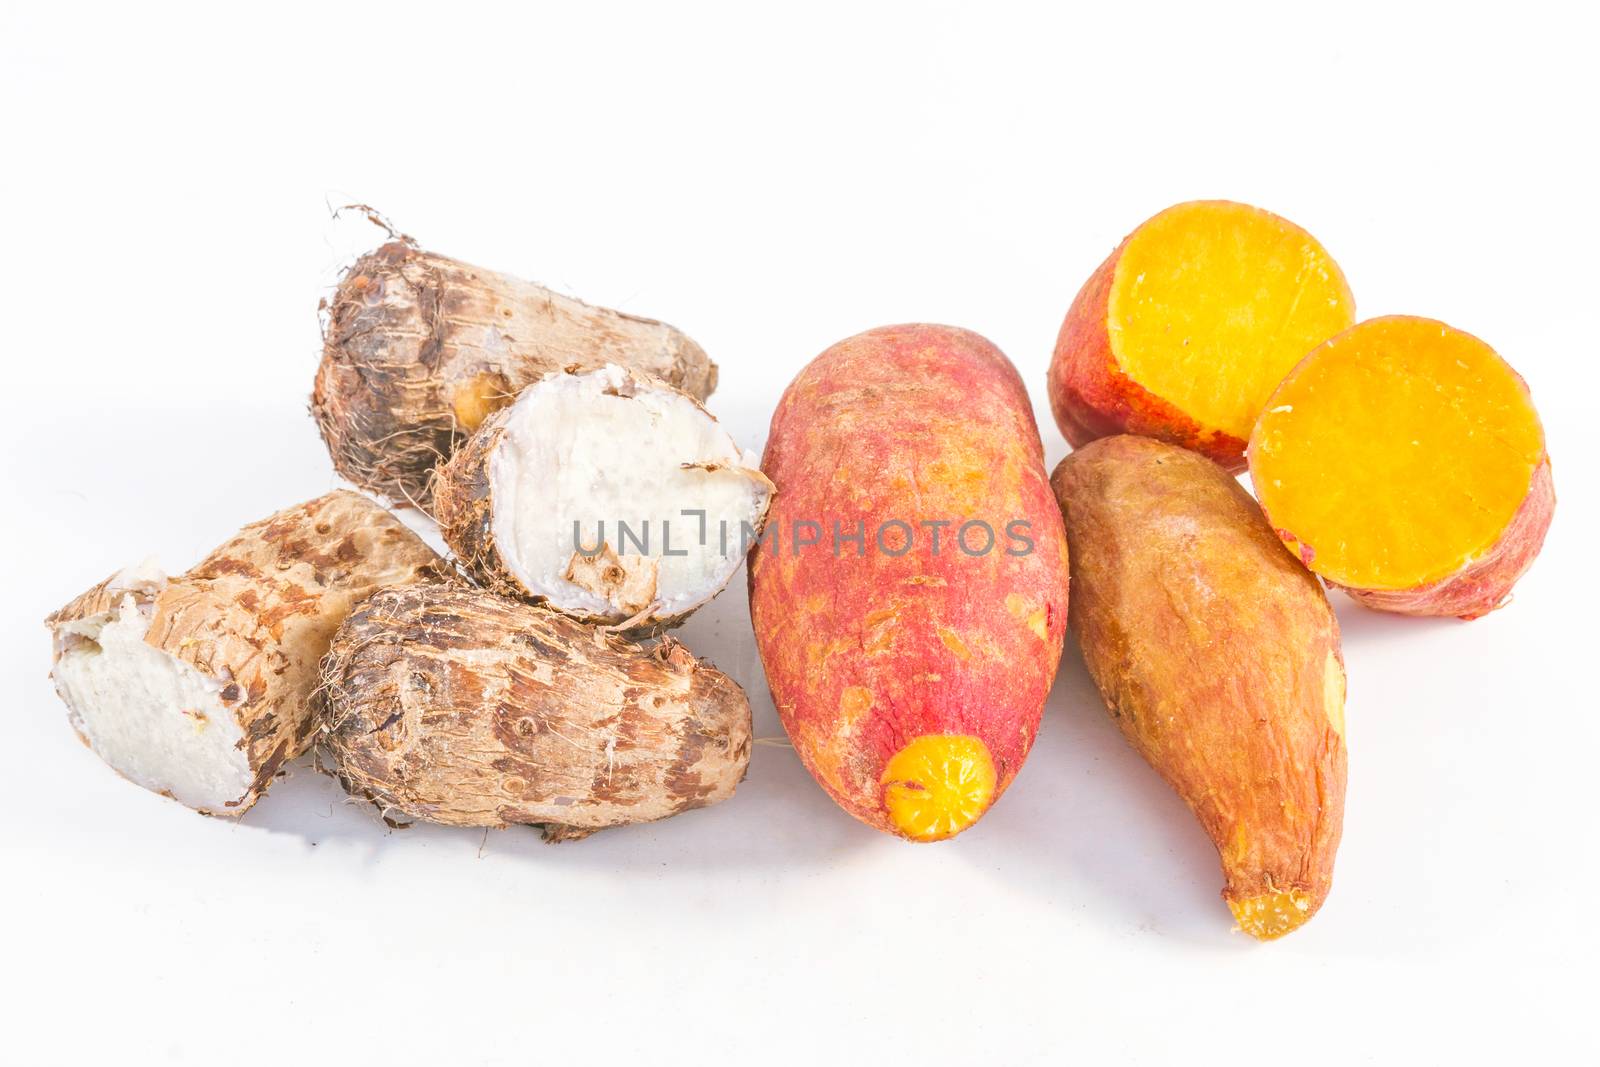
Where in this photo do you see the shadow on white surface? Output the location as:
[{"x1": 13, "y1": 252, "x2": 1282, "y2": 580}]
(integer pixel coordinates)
[
  {"x1": 951, "y1": 641, "x2": 1247, "y2": 949},
  {"x1": 232, "y1": 574, "x2": 881, "y2": 877},
  {"x1": 229, "y1": 591, "x2": 1248, "y2": 948},
  {"x1": 14, "y1": 399, "x2": 1586, "y2": 969},
  {"x1": 1331, "y1": 588, "x2": 1462, "y2": 649}
]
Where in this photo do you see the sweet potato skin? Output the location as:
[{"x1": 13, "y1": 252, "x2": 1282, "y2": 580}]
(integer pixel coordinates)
[
  {"x1": 46, "y1": 492, "x2": 444, "y2": 814},
  {"x1": 749, "y1": 324, "x2": 1070, "y2": 838},
  {"x1": 1052, "y1": 436, "x2": 1346, "y2": 938},
  {"x1": 316, "y1": 583, "x2": 751, "y2": 838},
  {"x1": 1338, "y1": 458, "x2": 1554, "y2": 620},
  {"x1": 312, "y1": 240, "x2": 717, "y2": 509},
  {"x1": 1048, "y1": 248, "x2": 1245, "y2": 469}
]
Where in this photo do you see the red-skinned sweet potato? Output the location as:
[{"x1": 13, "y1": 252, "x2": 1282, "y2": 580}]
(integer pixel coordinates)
[{"x1": 749, "y1": 324, "x2": 1070, "y2": 841}]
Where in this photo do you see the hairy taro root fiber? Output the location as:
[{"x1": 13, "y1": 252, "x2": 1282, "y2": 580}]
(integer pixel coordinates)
[
  {"x1": 1250, "y1": 316, "x2": 1553, "y2": 619},
  {"x1": 750, "y1": 324, "x2": 1070, "y2": 842},
  {"x1": 1048, "y1": 200, "x2": 1354, "y2": 470},
  {"x1": 316, "y1": 583, "x2": 752, "y2": 838},
  {"x1": 312, "y1": 239, "x2": 718, "y2": 509},
  {"x1": 433, "y1": 364, "x2": 772, "y2": 628},
  {"x1": 46, "y1": 491, "x2": 443, "y2": 815},
  {"x1": 1053, "y1": 436, "x2": 1347, "y2": 940}
]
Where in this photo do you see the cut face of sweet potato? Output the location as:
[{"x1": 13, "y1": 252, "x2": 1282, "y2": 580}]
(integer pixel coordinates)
[
  {"x1": 1250, "y1": 316, "x2": 1553, "y2": 618},
  {"x1": 1050, "y1": 200, "x2": 1354, "y2": 469},
  {"x1": 1111, "y1": 201, "x2": 1354, "y2": 437}
]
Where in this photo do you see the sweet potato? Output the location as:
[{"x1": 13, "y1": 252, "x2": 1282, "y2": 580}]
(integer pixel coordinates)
[
  {"x1": 1250, "y1": 316, "x2": 1554, "y2": 619},
  {"x1": 749, "y1": 324, "x2": 1070, "y2": 841},
  {"x1": 1048, "y1": 200, "x2": 1354, "y2": 470},
  {"x1": 316, "y1": 583, "x2": 751, "y2": 838},
  {"x1": 433, "y1": 364, "x2": 772, "y2": 628},
  {"x1": 46, "y1": 492, "x2": 443, "y2": 815},
  {"x1": 312, "y1": 239, "x2": 717, "y2": 509},
  {"x1": 1053, "y1": 435, "x2": 1346, "y2": 940}
]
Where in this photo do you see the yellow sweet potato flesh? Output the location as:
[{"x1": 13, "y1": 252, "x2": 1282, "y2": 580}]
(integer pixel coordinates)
[
  {"x1": 1110, "y1": 201, "x2": 1353, "y2": 441},
  {"x1": 1250, "y1": 316, "x2": 1549, "y2": 600}
]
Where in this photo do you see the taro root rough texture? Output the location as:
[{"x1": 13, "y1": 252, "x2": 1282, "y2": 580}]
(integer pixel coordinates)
[
  {"x1": 1053, "y1": 436, "x2": 1347, "y2": 940},
  {"x1": 750, "y1": 324, "x2": 1070, "y2": 842},
  {"x1": 1250, "y1": 315, "x2": 1553, "y2": 620},
  {"x1": 1048, "y1": 200, "x2": 1353, "y2": 471},
  {"x1": 316, "y1": 583, "x2": 752, "y2": 839},
  {"x1": 312, "y1": 240, "x2": 718, "y2": 509},
  {"x1": 46, "y1": 491, "x2": 444, "y2": 815}
]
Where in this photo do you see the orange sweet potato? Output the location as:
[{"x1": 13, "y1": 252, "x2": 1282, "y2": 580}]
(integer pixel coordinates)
[
  {"x1": 1048, "y1": 200, "x2": 1354, "y2": 471},
  {"x1": 749, "y1": 325, "x2": 1070, "y2": 841},
  {"x1": 1053, "y1": 435, "x2": 1347, "y2": 940},
  {"x1": 1250, "y1": 316, "x2": 1554, "y2": 620}
]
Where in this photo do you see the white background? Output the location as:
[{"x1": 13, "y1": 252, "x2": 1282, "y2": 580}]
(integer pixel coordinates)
[{"x1": 4, "y1": 3, "x2": 1596, "y2": 1064}]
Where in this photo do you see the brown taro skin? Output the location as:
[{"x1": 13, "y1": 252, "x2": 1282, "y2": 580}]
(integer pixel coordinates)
[
  {"x1": 312, "y1": 240, "x2": 717, "y2": 510},
  {"x1": 316, "y1": 583, "x2": 752, "y2": 839},
  {"x1": 430, "y1": 399, "x2": 528, "y2": 600},
  {"x1": 46, "y1": 491, "x2": 445, "y2": 815},
  {"x1": 1052, "y1": 436, "x2": 1346, "y2": 939},
  {"x1": 749, "y1": 324, "x2": 1070, "y2": 841}
]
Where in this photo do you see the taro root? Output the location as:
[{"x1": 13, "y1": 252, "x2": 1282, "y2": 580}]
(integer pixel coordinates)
[
  {"x1": 312, "y1": 239, "x2": 718, "y2": 509},
  {"x1": 433, "y1": 364, "x2": 772, "y2": 629},
  {"x1": 46, "y1": 491, "x2": 443, "y2": 815},
  {"x1": 315, "y1": 583, "x2": 752, "y2": 838},
  {"x1": 1053, "y1": 436, "x2": 1347, "y2": 940},
  {"x1": 1250, "y1": 315, "x2": 1554, "y2": 619}
]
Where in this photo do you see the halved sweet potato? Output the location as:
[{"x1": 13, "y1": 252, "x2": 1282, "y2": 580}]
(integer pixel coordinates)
[
  {"x1": 1249, "y1": 315, "x2": 1554, "y2": 619},
  {"x1": 1049, "y1": 200, "x2": 1354, "y2": 470}
]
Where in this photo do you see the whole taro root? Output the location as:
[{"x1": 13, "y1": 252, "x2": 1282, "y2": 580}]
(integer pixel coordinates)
[
  {"x1": 316, "y1": 583, "x2": 752, "y2": 839},
  {"x1": 313, "y1": 239, "x2": 718, "y2": 510}
]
